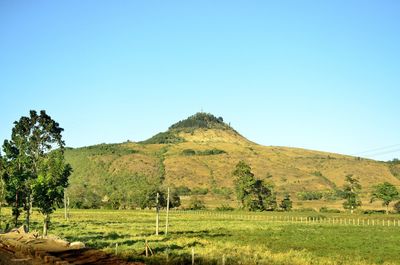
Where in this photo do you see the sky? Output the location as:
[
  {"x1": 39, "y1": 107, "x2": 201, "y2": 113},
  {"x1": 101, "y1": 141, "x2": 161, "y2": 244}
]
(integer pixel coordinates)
[{"x1": 0, "y1": 1, "x2": 399, "y2": 161}]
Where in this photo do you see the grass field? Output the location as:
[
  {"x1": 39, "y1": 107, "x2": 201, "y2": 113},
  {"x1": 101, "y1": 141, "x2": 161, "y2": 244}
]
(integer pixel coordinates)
[{"x1": 3, "y1": 208, "x2": 400, "y2": 265}]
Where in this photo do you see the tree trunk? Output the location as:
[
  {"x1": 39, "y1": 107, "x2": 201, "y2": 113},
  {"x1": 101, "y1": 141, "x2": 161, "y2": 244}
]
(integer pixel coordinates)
[
  {"x1": 14, "y1": 192, "x2": 19, "y2": 227},
  {"x1": 386, "y1": 204, "x2": 389, "y2": 215},
  {"x1": 25, "y1": 193, "x2": 33, "y2": 232},
  {"x1": 43, "y1": 214, "x2": 50, "y2": 236}
]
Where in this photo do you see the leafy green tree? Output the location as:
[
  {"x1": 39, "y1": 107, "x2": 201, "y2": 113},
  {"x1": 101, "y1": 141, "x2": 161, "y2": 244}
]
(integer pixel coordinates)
[
  {"x1": 2, "y1": 110, "x2": 71, "y2": 233},
  {"x1": 233, "y1": 161, "x2": 256, "y2": 208},
  {"x1": 280, "y1": 193, "x2": 292, "y2": 211},
  {"x1": 342, "y1": 175, "x2": 362, "y2": 214},
  {"x1": 33, "y1": 150, "x2": 71, "y2": 235},
  {"x1": 233, "y1": 161, "x2": 275, "y2": 211},
  {"x1": 370, "y1": 182, "x2": 399, "y2": 214}
]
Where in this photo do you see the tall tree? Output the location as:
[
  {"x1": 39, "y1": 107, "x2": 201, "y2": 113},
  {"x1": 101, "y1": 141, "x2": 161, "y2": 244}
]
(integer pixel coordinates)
[
  {"x1": 233, "y1": 161, "x2": 256, "y2": 209},
  {"x1": 370, "y1": 182, "x2": 399, "y2": 214},
  {"x1": 33, "y1": 150, "x2": 71, "y2": 235},
  {"x1": 233, "y1": 161, "x2": 275, "y2": 211},
  {"x1": 2, "y1": 110, "x2": 71, "y2": 233},
  {"x1": 280, "y1": 193, "x2": 292, "y2": 211},
  {"x1": 342, "y1": 175, "x2": 362, "y2": 214}
]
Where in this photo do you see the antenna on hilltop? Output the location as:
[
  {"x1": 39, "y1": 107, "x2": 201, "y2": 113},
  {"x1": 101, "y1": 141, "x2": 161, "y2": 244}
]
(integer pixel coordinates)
[{"x1": 201, "y1": 108, "x2": 204, "y2": 113}]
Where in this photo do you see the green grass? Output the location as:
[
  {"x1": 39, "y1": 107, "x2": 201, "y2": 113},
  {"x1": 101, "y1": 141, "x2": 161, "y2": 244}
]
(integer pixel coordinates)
[{"x1": 4, "y1": 209, "x2": 400, "y2": 265}]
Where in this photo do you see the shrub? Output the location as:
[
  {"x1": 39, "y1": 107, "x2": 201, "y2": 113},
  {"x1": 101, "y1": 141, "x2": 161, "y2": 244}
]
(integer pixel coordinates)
[
  {"x1": 319, "y1": 207, "x2": 341, "y2": 213},
  {"x1": 191, "y1": 187, "x2": 209, "y2": 195},
  {"x1": 175, "y1": 186, "x2": 191, "y2": 196},
  {"x1": 141, "y1": 131, "x2": 185, "y2": 144},
  {"x1": 394, "y1": 201, "x2": 400, "y2": 213},
  {"x1": 197, "y1": 149, "x2": 226, "y2": 156},
  {"x1": 182, "y1": 149, "x2": 196, "y2": 156},
  {"x1": 297, "y1": 191, "x2": 323, "y2": 200},
  {"x1": 188, "y1": 197, "x2": 206, "y2": 210},
  {"x1": 362, "y1": 209, "x2": 386, "y2": 214}
]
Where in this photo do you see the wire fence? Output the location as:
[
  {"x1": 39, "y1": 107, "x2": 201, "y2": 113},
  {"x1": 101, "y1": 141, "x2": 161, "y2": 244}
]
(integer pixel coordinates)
[{"x1": 171, "y1": 210, "x2": 400, "y2": 227}]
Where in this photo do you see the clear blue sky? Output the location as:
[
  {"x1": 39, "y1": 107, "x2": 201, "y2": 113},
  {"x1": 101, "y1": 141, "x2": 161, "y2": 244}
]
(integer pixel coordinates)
[{"x1": 1, "y1": 1, "x2": 399, "y2": 161}]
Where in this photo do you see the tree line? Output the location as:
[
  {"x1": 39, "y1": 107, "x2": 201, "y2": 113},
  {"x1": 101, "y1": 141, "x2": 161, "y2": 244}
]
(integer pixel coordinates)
[
  {"x1": 233, "y1": 160, "x2": 400, "y2": 214},
  {"x1": 1, "y1": 111, "x2": 399, "y2": 237}
]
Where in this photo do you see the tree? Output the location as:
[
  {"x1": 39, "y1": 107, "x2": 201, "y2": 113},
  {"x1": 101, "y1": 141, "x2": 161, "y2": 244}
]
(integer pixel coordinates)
[
  {"x1": 33, "y1": 150, "x2": 71, "y2": 235},
  {"x1": 370, "y1": 182, "x2": 399, "y2": 214},
  {"x1": 2, "y1": 110, "x2": 71, "y2": 234},
  {"x1": 280, "y1": 193, "x2": 292, "y2": 211},
  {"x1": 233, "y1": 161, "x2": 256, "y2": 208},
  {"x1": 342, "y1": 175, "x2": 362, "y2": 214},
  {"x1": 233, "y1": 161, "x2": 275, "y2": 211}
]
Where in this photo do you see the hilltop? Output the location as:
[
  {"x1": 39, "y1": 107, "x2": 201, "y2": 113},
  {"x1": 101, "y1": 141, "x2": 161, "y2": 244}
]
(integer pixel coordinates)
[
  {"x1": 140, "y1": 112, "x2": 240, "y2": 144},
  {"x1": 64, "y1": 113, "x2": 400, "y2": 209}
]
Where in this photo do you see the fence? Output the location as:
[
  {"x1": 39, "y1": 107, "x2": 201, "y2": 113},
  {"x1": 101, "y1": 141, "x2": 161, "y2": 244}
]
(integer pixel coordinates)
[{"x1": 171, "y1": 210, "x2": 400, "y2": 227}]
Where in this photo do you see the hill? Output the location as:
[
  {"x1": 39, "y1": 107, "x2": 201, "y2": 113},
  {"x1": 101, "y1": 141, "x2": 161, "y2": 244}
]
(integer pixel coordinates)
[{"x1": 64, "y1": 112, "x2": 400, "y2": 210}]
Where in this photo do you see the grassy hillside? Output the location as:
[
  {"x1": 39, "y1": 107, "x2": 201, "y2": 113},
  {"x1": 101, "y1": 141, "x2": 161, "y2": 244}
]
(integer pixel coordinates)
[{"x1": 65, "y1": 113, "x2": 400, "y2": 210}]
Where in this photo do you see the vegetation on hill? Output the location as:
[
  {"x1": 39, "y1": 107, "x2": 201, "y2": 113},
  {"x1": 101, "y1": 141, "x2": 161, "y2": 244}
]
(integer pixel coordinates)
[
  {"x1": 62, "y1": 113, "x2": 400, "y2": 212},
  {"x1": 169, "y1": 112, "x2": 229, "y2": 130},
  {"x1": 141, "y1": 113, "x2": 234, "y2": 144},
  {"x1": 140, "y1": 131, "x2": 185, "y2": 144}
]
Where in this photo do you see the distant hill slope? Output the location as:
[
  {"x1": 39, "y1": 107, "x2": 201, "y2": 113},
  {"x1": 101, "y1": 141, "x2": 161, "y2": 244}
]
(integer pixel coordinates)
[{"x1": 65, "y1": 113, "x2": 400, "y2": 208}]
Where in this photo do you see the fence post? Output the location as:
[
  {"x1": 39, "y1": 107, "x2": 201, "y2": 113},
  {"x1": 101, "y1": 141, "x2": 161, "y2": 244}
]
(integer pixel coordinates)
[
  {"x1": 145, "y1": 239, "x2": 149, "y2": 257},
  {"x1": 165, "y1": 187, "x2": 170, "y2": 236},
  {"x1": 156, "y1": 192, "x2": 160, "y2": 235},
  {"x1": 192, "y1": 247, "x2": 195, "y2": 265}
]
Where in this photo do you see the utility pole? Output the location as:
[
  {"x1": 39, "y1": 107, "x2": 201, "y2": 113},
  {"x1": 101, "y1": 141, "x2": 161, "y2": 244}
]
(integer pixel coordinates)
[
  {"x1": 165, "y1": 187, "x2": 170, "y2": 235},
  {"x1": 156, "y1": 192, "x2": 160, "y2": 235}
]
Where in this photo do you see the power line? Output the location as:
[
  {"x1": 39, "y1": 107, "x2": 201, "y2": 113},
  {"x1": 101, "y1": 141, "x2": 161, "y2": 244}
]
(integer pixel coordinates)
[
  {"x1": 364, "y1": 148, "x2": 400, "y2": 158},
  {"x1": 351, "y1": 143, "x2": 400, "y2": 156}
]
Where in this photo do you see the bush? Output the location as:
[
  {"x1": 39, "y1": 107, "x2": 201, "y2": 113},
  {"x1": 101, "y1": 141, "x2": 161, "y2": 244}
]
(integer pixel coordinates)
[
  {"x1": 188, "y1": 197, "x2": 206, "y2": 210},
  {"x1": 297, "y1": 191, "x2": 323, "y2": 200},
  {"x1": 182, "y1": 149, "x2": 196, "y2": 156},
  {"x1": 191, "y1": 187, "x2": 209, "y2": 195},
  {"x1": 394, "y1": 201, "x2": 400, "y2": 213},
  {"x1": 319, "y1": 207, "x2": 341, "y2": 213},
  {"x1": 362, "y1": 209, "x2": 386, "y2": 214},
  {"x1": 141, "y1": 131, "x2": 185, "y2": 144},
  {"x1": 197, "y1": 149, "x2": 226, "y2": 156},
  {"x1": 175, "y1": 186, "x2": 191, "y2": 196},
  {"x1": 182, "y1": 148, "x2": 226, "y2": 156}
]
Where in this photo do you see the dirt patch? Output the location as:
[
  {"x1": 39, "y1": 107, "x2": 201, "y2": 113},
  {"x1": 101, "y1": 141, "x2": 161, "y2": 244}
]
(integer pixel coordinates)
[{"x1": 0, "y1": 226, "x2": 143, "y2": 265}]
